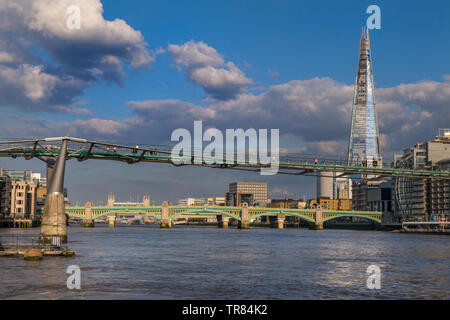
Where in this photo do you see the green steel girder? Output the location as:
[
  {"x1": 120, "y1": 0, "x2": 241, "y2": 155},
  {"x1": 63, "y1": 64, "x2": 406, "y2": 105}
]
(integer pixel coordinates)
[
  {"x1": 65, "y1": 212, "x2": 84, "y2": 219},
  {"x1": 322, "y1": 214, "x2": 382, "y2": 223},
  {"x1": 249, "y1": 212, "x2": 315, "y2": 222},
  {"x1": 169, "y1": 208, "x2": 241, "y2": 220},
  {"x1": 65, "y1": 207, "x2": 162, "y2": 220},
  {"x1": 0, "y1": 137, "x2": 450, "y2": 179},
  {"x1": 91, "y1": 210, "x2": 162, "y2": 220}
]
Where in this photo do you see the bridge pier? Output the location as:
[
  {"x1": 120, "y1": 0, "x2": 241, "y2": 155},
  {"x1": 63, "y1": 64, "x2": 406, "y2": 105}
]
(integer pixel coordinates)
[
  {"x1": 83, "y1": 202, "x2": 95, "y2": 228},
  {"x1": 143, "y1": 216, "x2": 152, "y2": 225},
  {"x1": 218, "y1": 216, "x2": 230, "y2": 228},
  {"x1": 108, "y1": 215, "x2": 116, "y2": 227},
  {"x1": 269, "y1": 215, "x2": 285, "y2": 229},
  {"x1": 40, "y1": 139, "x2": 68, "y2": 243},
  {"x1": 310, "y1": 205, "x2": 323, "y2": 230},
  {"x1": 160, "y1": 201, "x2": 172, "y2": 228},
  {"x1": 238, "y1": 203, "x2": 249, "y2": 229},
  {"x1": 276, "y1": 217, "x2": 285, "y2": 229}
]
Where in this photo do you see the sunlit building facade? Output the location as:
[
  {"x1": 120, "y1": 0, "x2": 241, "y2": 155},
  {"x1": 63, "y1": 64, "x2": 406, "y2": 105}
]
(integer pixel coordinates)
[
  {"x1": 226, "y1": 182, "x2": 268, "y2": 206},
  {"x1": 347, "y1": 27, "x2": 382, "y2": 167},
  {"x1": 393, "y1": 129, "x2": 450, "y2": 220}
]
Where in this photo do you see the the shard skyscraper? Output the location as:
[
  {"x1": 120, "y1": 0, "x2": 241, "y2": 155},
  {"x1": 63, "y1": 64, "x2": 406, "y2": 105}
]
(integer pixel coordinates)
[
  {"x1": 317, "y1": 27, "x2": 382, "y2": 200},
  {"x1": 347, "y1": 27, "x2": 381, "y2": 167}
]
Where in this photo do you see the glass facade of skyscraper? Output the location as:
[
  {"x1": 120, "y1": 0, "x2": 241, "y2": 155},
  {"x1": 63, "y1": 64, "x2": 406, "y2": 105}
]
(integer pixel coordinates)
[{"x1": 347, "y1": 28, "x2": 381, "y2": 167}]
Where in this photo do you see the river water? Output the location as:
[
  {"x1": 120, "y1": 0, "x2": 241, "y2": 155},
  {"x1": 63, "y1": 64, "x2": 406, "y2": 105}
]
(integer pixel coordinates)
[{"x1": 0, "y1": 225, "x2": 449, "y2": 299}]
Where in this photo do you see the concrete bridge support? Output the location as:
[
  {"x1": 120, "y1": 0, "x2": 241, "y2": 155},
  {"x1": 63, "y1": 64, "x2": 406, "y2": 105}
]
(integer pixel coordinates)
[
  {"x1": 83, "y1": 202, "x2": 95, "y2": 228},
  {"x1": 40, "y1": 139, "x2": 68, "y2": 243},
  {"x1": 160, "y1": 201, "x2": 172, "y2": 228},
  {"x1": 310, "y1": 205, "x2": 324, "y2": 230},
  {"x1": 218, "y1": 216, "x2": 230, "y2": 228},
  {"x1": 143, "y1": 215, "x2": 152, "y2": 225},
  {"x1": 238, "y1": 203, "x2": 249, "y2": 229},
  {"x1": 276, "y1": 216, "x2": 285, "y2": 229},
  {"x1": 108, "y1": 215, "x2": 116, "y2": 227},
  {"x1": 269, "y1": 215, "x2": 285, "y2": 229}
]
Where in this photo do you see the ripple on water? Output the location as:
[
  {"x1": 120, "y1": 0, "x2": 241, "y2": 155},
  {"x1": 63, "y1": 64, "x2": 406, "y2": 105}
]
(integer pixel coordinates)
[{"x1": 0, "y1": 225, "x2": 449, "y2": 299}]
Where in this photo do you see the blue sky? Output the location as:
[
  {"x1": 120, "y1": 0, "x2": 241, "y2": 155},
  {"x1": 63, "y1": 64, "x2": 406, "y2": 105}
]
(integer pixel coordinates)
[
  {"x1": 22, "y1": 0, "x2": 449, "y2": 122},
  {"x1": 78, "y1": 0, "x2": 450, "y2": 119},
  {"x1": 0, "y1": 0, "x2": 449, "y2": 203}
]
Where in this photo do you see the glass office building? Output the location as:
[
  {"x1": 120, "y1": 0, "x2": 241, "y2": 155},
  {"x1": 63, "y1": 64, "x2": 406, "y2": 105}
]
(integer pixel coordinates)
[{"x1": 347, "y1": 28, "x2": 381, "y2": 167}]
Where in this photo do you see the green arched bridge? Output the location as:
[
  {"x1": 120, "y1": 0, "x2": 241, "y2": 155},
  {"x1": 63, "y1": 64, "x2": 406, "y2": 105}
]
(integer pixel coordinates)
[{"x1": 66, "y1": 203, "x2": 384, "y2": 230}]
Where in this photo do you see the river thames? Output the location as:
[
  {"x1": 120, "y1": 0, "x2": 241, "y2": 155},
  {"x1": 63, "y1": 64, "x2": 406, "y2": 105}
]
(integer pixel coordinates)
[{"x1": 0, "y1": 225, "x2": 449, "y2": 299}]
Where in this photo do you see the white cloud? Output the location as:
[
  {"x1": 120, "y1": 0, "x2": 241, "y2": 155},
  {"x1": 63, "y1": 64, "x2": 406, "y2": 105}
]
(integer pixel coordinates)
[
  {"x1": 307, "y1": 140, "x2": 345, "y2": 155},
  {"x1": 0, "y1": 64, "x2": 88, "y2": 113},
  {"x1": 3, "y1": 65, "x2": 449, "y2": 158},
  {"x1": 168, "y1": 40, "x2": 224, "y2": 70},
  {"x1": 0, "y1": 51, "x2": 17, "y2": 63},
  {"x1": 0, "y1": 0, "x2": 152, "y2": 69},
  {"x1": 0, "y1": 0, "x2": 154, "y2": 113},
  {"x1": 3, "y1": 64, "x2": 58, "y2": 101},
  {"x1": 168, "y1": 40, "x2": 252, "y2": 100}
]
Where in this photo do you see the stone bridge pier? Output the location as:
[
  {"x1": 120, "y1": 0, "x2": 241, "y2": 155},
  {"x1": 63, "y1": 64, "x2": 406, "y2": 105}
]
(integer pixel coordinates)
[
  {"x1": 143, "y1": 215, "x2": 152, "y2": 225},
  {"x1": 276, "y1": 215, "x2": 285, "y2": 229},
  {"x1": 160, "y1": 201, "x2": 172, "y2": 228},
  {"x1": 310, "y1": 205, "x2": 323, "y2": 230},
  {"x1": 217, "y1": 215, "x2": 230, "y2": 228},
  {"x1": 83, "y1": 202, "x2": 95, "y2": 227},
  {"x1": 108, "y1": 215, "x2": 116, "y2": 227},
  {"x1": 270, "y1": 215, "x2": 285, "y2": 229},
  {"x1": 238, "y1": 203, "x2": 249, "y2": 229}
]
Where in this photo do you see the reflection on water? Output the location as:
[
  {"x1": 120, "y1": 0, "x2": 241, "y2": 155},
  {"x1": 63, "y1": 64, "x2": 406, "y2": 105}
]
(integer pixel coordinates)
[{"x1": 0, "y1": 225, "x2": 449, "y2": 299}]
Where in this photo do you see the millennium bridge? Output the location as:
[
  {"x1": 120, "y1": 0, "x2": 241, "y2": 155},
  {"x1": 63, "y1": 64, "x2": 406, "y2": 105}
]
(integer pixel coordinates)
[
  {"x1": 1, "y1": 137, "x2": 449, "y2": 179},
  {"x1": 0, "y1": 136, "x2": 448, "y2": 243},
  {"x1": 65, "y1": 202, "x2": 384, "y2": 229}
]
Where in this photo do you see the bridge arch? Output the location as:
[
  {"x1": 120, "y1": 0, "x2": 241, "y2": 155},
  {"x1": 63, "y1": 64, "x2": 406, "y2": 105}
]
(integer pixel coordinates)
[
  {"x1": 249, "y1": 210, "x2": 316, "y2": 223},
  {"x1": 92, "y1": 210, "x2": 161, "y2": 220},
  {"x1": 169, "y1": 208, "x2": 241, "y2": 220},
  {"x1": 65, "y1": 211, "x2": 84, "y2": 219},
  {"x1": 322, "y1": 214, "x2": 382, "y2": 224}
]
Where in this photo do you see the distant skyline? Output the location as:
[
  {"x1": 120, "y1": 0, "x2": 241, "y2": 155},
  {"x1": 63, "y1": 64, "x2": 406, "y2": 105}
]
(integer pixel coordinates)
[{"x1": 0, "y1": 0, "x2": 449, "y2": 203}]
